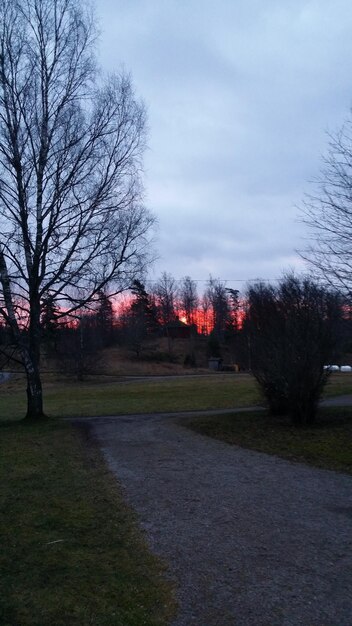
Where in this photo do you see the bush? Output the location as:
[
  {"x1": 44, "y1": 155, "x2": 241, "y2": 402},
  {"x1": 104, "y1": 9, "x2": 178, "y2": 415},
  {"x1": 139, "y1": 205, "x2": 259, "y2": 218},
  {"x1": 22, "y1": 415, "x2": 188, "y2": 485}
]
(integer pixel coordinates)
[
  {"x1": 207, "y1": 332, "x2": 222, "y2": 358},
  {"x1": 143, "y1": 351, "x2": 178, "y2": 363},
  {"x1": 246, "y1": 275, "x2": 342, "y2": 425},
  {"x1": 184, "y1": 353, "x2": 197, "y2": 368}
]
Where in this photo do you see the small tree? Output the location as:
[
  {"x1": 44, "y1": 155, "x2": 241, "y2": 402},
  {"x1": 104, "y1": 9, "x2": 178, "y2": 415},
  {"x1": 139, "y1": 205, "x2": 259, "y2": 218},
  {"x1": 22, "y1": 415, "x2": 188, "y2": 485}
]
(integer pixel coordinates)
[
  {"x1": 246, "y1": 275, "x2": 342, "y2": 425},
  {"x1": 56, "y1": 315, "x2": 101, "y2": 380},
  {"x1": 207, "y1": 331, "x2": 222, "y2": 359}
]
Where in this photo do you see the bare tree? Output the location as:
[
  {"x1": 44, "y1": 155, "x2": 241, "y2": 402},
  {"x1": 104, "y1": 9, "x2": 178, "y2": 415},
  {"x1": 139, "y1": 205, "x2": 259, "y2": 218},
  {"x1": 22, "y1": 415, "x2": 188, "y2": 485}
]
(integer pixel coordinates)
[
  {"x1": 224, "y1": 288, "x2": 241, "y2": 362},
  {"x1": 199, "y1": 290, "x2": 211, "y2": 335},
  {"x1": 206, "y1": 276, "x2": 230, "y2": 341},
  {"x1": 179, "y1": 276, "x2": 198, "y2": 325},
  {"x1": 301, "y1": 117, "x2": 352, "y2": 295},
  {"x1": 153, "y1": 272, "x2": 178, "y2": 325},
  {"x1": 0, "y1": 0, "x2": 154, "y2": 419}
]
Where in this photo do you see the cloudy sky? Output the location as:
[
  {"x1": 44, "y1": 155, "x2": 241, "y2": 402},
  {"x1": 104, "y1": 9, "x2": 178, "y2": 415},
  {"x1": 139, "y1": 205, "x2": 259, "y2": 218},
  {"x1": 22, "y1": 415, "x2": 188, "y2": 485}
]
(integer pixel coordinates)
[{"x1": 98, "y1": 0, "x2": 352, "y2": 288}]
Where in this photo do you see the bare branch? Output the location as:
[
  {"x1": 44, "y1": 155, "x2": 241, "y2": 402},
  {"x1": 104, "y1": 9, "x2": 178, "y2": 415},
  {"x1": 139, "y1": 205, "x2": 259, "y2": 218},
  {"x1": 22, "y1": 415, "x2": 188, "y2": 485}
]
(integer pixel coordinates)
[{"x1": 300, "y1": 116, "x2": 352, "y2": 297}]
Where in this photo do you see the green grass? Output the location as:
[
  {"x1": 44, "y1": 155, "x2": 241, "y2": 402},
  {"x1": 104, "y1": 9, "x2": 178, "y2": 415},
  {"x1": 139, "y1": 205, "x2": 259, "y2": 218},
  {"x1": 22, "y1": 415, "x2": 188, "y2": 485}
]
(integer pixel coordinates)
[
  {"x1": 1, "y1": 372, "x2": 351, "y2": 623},
  {"x1": 324, "y1": 373, "x2": 352, "y2": 397},
  {"x1": 184, "y1": 407, "x2": 352, "y2": 474},
  {"x1": 1, "y1": 372, "x2": 352, "y2": 422},
  {"x1": 0, "y1": 374, "x2": 260, "y2": 421},
  {"x1": 0, "y1": 419, "x2": 175, "y2": 625}
]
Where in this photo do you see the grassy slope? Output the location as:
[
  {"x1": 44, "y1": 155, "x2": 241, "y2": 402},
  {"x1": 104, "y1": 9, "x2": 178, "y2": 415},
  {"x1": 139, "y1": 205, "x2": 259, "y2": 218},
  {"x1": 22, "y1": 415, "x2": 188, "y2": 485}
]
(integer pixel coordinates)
[
  {"x1": 184, "y1": 407, "x2": 352, "y2": 474},
  {"x1": 0, "y1": 419, "x2": 174, "y2": 626}
]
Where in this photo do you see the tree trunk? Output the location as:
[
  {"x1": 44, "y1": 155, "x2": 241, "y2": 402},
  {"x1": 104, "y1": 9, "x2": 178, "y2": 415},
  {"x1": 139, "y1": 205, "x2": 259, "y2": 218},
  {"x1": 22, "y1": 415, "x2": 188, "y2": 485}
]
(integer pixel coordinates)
[
  {"x1": 291, "y1": 398, "x2": 317, "y2": 427},
  {"x1": 25, "y1": 364, "x2": 46, "y2": 420},
  {"x1": 24, "y1": 298, "x2": 47, "y2": 421}
]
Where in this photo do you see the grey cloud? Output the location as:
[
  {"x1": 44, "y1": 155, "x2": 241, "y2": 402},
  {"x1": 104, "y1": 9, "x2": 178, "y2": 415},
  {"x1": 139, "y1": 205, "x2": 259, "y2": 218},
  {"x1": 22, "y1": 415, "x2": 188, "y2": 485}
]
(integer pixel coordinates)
[{"x1": 97, "y1": 0, "x2": 352, "y2": 284}]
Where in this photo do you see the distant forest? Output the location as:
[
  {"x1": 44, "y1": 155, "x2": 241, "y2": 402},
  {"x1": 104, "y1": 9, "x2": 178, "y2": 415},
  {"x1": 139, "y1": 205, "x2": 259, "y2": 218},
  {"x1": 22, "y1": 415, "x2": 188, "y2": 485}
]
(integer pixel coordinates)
[{"x1": 1, "y1": 272, "x2": 351, "y2": 380}]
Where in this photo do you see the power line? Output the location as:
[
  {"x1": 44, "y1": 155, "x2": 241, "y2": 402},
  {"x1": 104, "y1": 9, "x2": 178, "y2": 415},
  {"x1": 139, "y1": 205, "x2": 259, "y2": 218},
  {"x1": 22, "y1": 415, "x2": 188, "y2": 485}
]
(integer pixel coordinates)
[{"x1": 144, "y1": 277, "x2": 282, "y2": 284}]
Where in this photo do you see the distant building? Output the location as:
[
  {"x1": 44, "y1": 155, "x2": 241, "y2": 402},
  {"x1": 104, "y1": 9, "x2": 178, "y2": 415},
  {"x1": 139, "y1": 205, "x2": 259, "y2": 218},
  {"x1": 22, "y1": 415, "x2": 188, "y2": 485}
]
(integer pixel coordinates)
[{"x1": 164, "y1": 319, "x2": 192, "y2": 339}]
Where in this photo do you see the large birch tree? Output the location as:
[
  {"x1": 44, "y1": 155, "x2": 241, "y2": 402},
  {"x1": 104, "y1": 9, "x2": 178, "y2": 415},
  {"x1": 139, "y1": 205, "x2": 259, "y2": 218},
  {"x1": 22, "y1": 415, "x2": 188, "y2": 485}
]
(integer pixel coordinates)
[{"x1": 0, "y1": 0, "x2": 154, "y2": 419}]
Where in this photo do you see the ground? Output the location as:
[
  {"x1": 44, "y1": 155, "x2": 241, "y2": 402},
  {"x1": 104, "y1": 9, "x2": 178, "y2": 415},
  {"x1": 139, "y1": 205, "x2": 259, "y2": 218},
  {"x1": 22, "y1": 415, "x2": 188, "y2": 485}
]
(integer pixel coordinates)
[
  {"x1": 1, "y1": 369, "x2": 352, "y2": 624},
  {"x1": 72, "y1": 405, "x2": 352, "y2": 626}
]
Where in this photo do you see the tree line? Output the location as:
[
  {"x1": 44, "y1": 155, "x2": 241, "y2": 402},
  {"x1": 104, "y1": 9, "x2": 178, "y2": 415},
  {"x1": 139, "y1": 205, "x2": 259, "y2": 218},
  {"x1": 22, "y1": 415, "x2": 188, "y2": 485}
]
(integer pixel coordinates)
[
  {"x1": 118, "y1": 273, "x2": 241, "y2": 336},
  {"x1": 0, "y1": 272, "x2": 243, "y2": 369},
  {"x1": 0, "y1": 251, "x2": 350, "y2": 428},
  {"x1": 2, "y1": 269, "x2": 350, "y2": 429}
]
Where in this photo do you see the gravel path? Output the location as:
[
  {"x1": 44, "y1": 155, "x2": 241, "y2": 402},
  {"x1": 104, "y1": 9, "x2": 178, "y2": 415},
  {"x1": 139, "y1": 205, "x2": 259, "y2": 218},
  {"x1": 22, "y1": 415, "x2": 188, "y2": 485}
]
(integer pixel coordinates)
[{"x1": 81, "y1": 412, "x2": 352, "y2": 626}]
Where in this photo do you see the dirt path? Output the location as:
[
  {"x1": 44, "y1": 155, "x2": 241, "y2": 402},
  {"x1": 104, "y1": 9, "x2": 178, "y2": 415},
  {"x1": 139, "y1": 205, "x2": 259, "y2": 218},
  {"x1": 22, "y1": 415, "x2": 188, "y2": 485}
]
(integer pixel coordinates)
[{"x1": 78, "y1": 409, "x2": 352, "y2": 626}]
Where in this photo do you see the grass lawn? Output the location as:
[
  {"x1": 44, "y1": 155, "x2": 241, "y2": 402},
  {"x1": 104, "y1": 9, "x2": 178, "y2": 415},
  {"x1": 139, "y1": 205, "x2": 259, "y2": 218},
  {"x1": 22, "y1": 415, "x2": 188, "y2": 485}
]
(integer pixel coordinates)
[
  {"x1": 1, "y1": 372, "x2": 352, "y2": 423},
  {"x1": 0, "y1": 418, "x2": 175, "y2": 626},
  {"x1": 184, "y1": 407, "x2": 352, "y2": 474},
  {"x1": 0, "y1": 373, "x2": 260, "y2": 421},
  {"x1": 324, "y1": 373, "x2": 352, "y2": 397}
]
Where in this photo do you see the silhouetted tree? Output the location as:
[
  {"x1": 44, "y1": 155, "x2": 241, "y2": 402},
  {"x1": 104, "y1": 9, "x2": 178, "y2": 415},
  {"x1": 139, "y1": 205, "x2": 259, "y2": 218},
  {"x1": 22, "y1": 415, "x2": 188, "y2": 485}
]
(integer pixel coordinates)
[
  {"x1": 41, "y1": 296, "x2": 60, "y2": 355},
  {"x1": 56, "y1": 314, "x2": 101, "y2": 380},
  {"x1": 96, "y1": 291, "x2": 114, "y2": 347},
  {"x1": 180, "y1": 276, "x2": 198, "y2": 325},
  {"x1": 200, "y1": 290, "x2": 211, "y2": 335},
  {"x1": 207, "y1": 331, "x2": 222, "y2": 359},
  {"x1": 153, "y1": 272, "x2": 178, "y2": 325},
  {"x1": 130, "y1": 280, "x2": 159, "y2": 334},
  {"x1": 121, "y1": 280, "x2": 159, "y2": 356},
  {"x1": 224, "y1": 288, "x2": 241, "y2": 362},
  {"x1": 246, "y1": 275, "x2": 342, "y2": 426},
  {"x1": 206, "y1": 277, "x2": 230, "y2": 341}
]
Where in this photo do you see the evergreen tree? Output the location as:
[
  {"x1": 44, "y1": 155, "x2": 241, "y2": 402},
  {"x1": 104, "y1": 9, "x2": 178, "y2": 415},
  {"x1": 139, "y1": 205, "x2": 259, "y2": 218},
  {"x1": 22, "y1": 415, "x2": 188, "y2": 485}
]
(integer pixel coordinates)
[
  {"x1": 40, "y1": 296, "x2": 59, "y2": 354},
  {"x1": 130, "y1": 280, "x2": 159, "y2": 334},
  {"x1": 96, "y1": 291, "x2": 114, "y2": 347}
]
